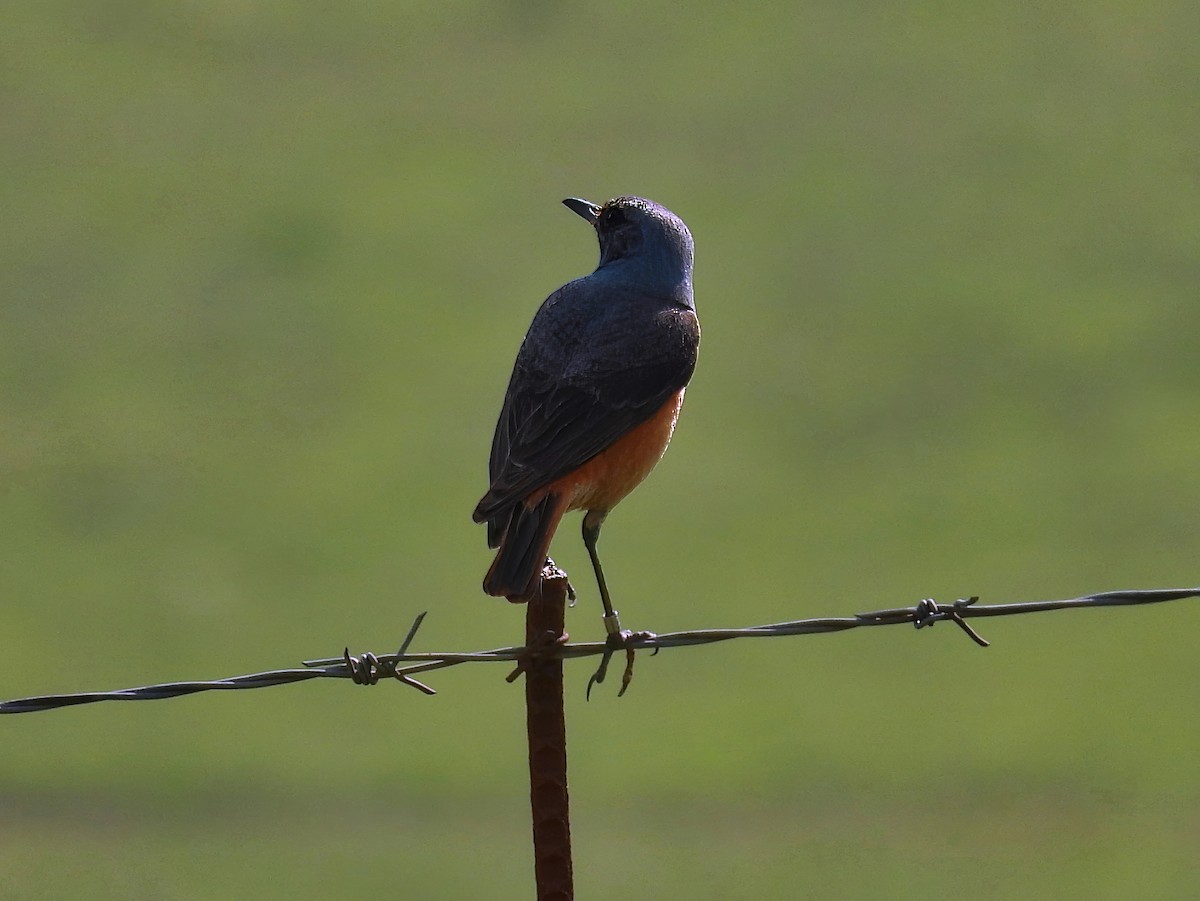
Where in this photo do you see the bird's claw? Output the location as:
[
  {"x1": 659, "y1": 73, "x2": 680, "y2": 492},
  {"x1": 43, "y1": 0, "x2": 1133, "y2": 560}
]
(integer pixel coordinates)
[
  {"x1": 585, "y1": 651, "x2": 611, "y2": 700},
  {"x1": 587, "y1": 629, "x2": 656, "y2": 699},
  {"x1": 541, "y1": 557, "x2": 576, "y2": 604}
]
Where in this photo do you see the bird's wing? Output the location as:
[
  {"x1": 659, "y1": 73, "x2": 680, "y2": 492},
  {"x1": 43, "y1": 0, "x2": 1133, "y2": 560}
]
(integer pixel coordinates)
[{"x1": 473, "y1": 306, "x2": 698, "y2": 527}]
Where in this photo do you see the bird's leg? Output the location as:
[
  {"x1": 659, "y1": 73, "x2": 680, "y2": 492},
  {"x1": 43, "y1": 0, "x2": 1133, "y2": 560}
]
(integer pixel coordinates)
[
  {"x1": 581, "y1": 510, "x2": 657, "y2": 698},
  {"x1": 581, "y1": 510, "x2": 621, "y2": 637},
  {"x1": 582, "y1": 509, "x2": 618, "y2": 698}
]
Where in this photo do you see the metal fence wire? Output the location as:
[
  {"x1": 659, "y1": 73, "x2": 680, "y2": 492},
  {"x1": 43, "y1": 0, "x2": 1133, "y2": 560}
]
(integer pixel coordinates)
[{"x1": 4, "y1": 586, "x2": 1197, "y2": 714}]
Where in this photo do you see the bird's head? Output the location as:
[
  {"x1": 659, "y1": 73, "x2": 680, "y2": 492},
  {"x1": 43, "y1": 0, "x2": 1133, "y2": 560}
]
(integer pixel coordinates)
[{"x1": 563, "y1": 195, "x2": 694, "y2": 290}]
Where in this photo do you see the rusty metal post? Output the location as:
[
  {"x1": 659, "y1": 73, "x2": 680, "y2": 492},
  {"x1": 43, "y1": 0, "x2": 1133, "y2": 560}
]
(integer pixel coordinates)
[{"x1": 524, "y1": 569, "x2": 573, "y2": 900}]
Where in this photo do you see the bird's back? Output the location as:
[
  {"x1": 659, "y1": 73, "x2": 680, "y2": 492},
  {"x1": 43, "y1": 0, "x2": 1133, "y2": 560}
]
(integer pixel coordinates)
[{"x1": 477, "y1": 274, "x2": 698, "y2": 532}]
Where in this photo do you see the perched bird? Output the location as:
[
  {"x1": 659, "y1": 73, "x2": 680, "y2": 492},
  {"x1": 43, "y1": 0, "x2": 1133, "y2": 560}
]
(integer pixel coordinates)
[{"x1": 473, "y1": 196, "x2": 699, "y2": 636}]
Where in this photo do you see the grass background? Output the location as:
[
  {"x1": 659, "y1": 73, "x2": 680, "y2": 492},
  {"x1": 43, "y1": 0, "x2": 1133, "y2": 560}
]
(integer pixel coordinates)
[{"x1": 3, "y1": 2, "x2": 1198, "y2": 897}]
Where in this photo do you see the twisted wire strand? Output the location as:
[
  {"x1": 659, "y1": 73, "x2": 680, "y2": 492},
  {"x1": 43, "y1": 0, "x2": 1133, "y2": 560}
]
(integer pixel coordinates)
[{"x1": 3, "y1": 586, "x2": 1196, "y2": 714}]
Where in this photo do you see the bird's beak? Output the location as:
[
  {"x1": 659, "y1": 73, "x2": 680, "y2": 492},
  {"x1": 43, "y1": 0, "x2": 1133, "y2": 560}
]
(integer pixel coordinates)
[{"x1": 562, "y1": 197, "x2": 601, "y2": 225}]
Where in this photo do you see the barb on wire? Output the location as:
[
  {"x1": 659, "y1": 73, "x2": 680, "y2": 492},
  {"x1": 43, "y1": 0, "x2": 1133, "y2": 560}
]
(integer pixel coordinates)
[{"x1": 2, "y1": 586, "x2": 1196, "y2": 715}]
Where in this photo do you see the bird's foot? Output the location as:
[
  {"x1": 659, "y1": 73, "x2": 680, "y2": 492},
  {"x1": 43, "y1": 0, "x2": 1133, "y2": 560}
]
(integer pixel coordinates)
[
  {"x1": 586, "y1": 627, "x2": 657, "y2": 699},
  {"x1": 541, "y1": 557, "x2": 576, "y2": 604}
]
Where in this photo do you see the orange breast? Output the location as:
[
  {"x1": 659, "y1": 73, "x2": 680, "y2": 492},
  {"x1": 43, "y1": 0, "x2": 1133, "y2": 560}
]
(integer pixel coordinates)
[{"x1": 549, "y1": 388, "x2": 686, "y2": 514}]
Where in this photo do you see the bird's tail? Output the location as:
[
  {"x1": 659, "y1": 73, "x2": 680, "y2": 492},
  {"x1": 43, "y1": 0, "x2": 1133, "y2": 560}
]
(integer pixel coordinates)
[{"x1": 483, "y1": 492, "x2": 568, "y2": 603}]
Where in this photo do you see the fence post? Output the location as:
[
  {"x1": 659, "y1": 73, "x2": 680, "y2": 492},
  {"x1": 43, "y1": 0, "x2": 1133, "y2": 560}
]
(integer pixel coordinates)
[{"x1": 524, "y1": 569, "x2": 573, "y2": 899}]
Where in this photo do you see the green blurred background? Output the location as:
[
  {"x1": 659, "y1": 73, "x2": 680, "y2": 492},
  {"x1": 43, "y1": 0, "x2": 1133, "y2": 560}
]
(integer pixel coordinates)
[{"x1": 3, "y1": 2, "x2": 1198, "y2": 897}]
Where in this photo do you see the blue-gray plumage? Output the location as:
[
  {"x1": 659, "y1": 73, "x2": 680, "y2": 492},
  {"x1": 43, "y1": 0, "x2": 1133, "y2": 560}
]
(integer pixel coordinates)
[{"x1": 474, "y1": 196, "x2": 699, "y2": 626}]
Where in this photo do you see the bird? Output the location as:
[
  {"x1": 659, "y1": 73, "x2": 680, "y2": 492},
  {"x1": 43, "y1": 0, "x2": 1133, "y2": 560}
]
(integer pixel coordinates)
[{"x1": 473, "y1": 195, "x2": 699, "y2": 638}]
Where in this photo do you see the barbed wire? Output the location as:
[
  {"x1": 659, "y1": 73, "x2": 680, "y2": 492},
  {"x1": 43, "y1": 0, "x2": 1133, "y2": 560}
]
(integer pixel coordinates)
[{"x1": 2, "y1": 586, "x2": 1196, "y2": 714}]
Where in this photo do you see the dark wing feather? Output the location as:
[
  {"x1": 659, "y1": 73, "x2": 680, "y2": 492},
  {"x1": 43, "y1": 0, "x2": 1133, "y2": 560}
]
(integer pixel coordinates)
[{"x1": 474, "y1": 297, "x2": 698, "y2": 533}]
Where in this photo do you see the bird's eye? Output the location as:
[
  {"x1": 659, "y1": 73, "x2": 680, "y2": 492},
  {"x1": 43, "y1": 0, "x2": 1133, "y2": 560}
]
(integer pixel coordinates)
[{"x1": 601, "y1": 208, "x2": 626, "y2": 228}]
